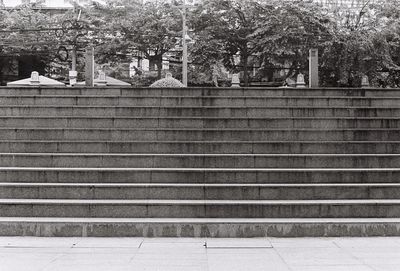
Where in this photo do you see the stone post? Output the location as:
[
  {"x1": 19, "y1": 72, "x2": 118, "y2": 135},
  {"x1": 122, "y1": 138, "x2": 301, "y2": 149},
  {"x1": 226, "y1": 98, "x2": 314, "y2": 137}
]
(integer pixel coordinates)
[
  {"x1": 97, "y1": 70, "x2": 107, "y2": 86},
  {"x1": 85, "y1": 47, "x2": 94, "y2": 87},
  {"x1": 182, "y1": 6, "x2": 188, "y2": 87},
  {"x1": 69, "y1": 71, "x2": 77, "y2": 86},
  {"x1": 231, "y1": 73, "x2": 240, "y2": 88},
  {"x1": 361, "y1": 75, "x2": 370, "y2": 88},
  {"x1": 30, "y1": 71, "x2": 40, "y2": 86},
  {"x1": 309, "y1": 48, "x2": 319, "y2": 88},
  {"x1": 296, "y1": 73, "x2": 306, "y2": 88}
]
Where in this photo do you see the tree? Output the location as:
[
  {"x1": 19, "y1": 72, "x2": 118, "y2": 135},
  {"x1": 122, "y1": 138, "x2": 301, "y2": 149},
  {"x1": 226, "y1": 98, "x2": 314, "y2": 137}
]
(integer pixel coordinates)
[
  {"x1": 319, "y1": 0, "x2": 400, "y2": 87},
  {"x1": 375, "y1": 0, "x2": 400, "y2": 87},
  {"x1": 96, "y1": 0, "x2": 181, "y2": 79},
  {"x1": 190, "y1": 0, "x2": 264, "y2": 86},
  {"x1": 0, "y1": 4, "x2": 62, "y2": 81},
  {"x1": 250, "y1": 0, "x2": 334, "y2": 83}
]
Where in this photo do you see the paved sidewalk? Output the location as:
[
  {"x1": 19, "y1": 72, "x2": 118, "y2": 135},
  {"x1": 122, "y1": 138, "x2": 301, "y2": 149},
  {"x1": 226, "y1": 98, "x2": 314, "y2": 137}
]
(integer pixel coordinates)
[{"x1": 0, "y1": 237, "x2": 399, "y2": 271}]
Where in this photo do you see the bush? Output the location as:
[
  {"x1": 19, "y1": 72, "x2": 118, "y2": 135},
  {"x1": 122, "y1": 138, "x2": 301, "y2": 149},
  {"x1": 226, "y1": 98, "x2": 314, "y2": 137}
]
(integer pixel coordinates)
[{"x1": 150, "y1": 73, "x2": 184, "y2": 88}]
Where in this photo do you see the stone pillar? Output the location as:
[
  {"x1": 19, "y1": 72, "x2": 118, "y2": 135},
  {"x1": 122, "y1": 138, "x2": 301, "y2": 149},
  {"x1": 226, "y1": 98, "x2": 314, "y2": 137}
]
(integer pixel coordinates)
[
  {"x1": 309, "y1": 48, "x2": 319, "y2": 88},
  {"x1": 85, "y1": 47, "x2": 94, "y2": 87}
]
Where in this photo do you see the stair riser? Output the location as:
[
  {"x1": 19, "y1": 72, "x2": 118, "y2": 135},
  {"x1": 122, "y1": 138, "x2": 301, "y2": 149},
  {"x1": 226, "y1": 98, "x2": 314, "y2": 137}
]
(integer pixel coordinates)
[
  {"x1": 0, "y1": 170, "x2": 399, "y2": 184},
  {"x1": 1, "y1": 142, "x2": 400, "y2": 154},
  {"x1": 1, "y1": 107, "x2": 400, "y2": 117},
  {"x1": 2, "y1": 118, "x2": 400, "y2": 129},
  {"x1": 1, "y1": 155, "x2": 399, "y2": 168},
  {"x1": 1, "y1": 87, "x2": 399, "y2": 97},
  {"x1": 0, "y1": 130, "x2": 399, "y2": 141},
  {"x1": 0, "y1": 203, "x2": 398, "y2": 218},
  {"x1": 1, "y1": 97, "x2": 399, "y2": 107},
  {"x1": 2, "y1": 186, "x2": 399, "y2": 200},
  {"x1": 0, "y1": 221, "x2": 399, "y2": 237}
]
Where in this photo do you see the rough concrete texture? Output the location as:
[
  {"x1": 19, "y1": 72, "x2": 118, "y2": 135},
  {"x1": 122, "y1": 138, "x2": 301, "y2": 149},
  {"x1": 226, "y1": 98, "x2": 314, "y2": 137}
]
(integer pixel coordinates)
[
  {"x1": 0, "y1": 87, "x2": 399, "y2": 237},
  {"x1": 2, "y1": 218, "x2": 400, "y2": 237}
]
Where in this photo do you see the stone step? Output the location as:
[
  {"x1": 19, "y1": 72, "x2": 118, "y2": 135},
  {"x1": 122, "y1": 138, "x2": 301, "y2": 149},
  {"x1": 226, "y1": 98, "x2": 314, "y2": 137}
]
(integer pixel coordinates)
[
  {"x1": 2, "y1": 116, "x2": 400, "y2": 129},
  {"x1": 1, "y1": 106, "x2": 400, "y2": 117},
  {"x1": 1, "y1": 140, "x2": 399, "y2": 154},
  {"x1": 0, "y1": 198, "x2": 398, "y2": 218},
  {"x1": 0, "y1": 167, "x2": 399, "y2": 184},
  {"x1": 0, "y1": 128, "x2": 399, "y2": 141},
  {"x1": 0, "y1": 217, "x2": 399, "y2": 237},
  {"x1": 0, "y1": 153, "x2": 399, "y2": 168},
  {"x1": 1, "y1": 87, "x2": 398, "y2": 97},
  {"x1": 1, "y1": 95, "x2": 400, "y2": 107},
  {"x1": 1, "y1": 183, "x2": 399, "y2": 200}
]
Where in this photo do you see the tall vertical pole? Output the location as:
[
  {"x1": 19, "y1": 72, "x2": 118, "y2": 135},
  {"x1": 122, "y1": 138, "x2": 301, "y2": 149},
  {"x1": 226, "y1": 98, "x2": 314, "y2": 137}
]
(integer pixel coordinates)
[
  {"x1": 71, "y1": 1, "x2": 77, "y2": 72},
  {"x1": 309, "y1": 48, "x2": 319, "y2": 88},
  {"x1": 182, "y1": 2, "x2": 188, "y2": 87},
  {"x1": 85, "y1": 47, "x2": 94, "y2": 87},
  {"x1": 71, "y1": 47, "x2": 77, "y2": 71}
]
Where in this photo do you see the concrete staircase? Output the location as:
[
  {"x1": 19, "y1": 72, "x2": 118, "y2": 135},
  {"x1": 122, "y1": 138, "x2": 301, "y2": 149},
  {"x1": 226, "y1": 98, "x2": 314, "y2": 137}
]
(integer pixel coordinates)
[{"x1": 1, "y1": 86, "x2": 400, "y2": 237}]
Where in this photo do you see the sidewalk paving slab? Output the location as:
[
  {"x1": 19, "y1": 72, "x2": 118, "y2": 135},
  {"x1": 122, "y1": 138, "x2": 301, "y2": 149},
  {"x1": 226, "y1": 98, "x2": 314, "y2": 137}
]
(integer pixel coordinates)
[{"x1": 0, "y1": 237, "x2": 398, "y2": 271}]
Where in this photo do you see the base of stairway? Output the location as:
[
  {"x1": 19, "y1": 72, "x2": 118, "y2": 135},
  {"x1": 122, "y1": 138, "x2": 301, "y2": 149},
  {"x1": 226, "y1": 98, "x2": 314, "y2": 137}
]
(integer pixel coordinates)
[{"x1": 0, "y1": 217, "x2": 399, "y2": 237}]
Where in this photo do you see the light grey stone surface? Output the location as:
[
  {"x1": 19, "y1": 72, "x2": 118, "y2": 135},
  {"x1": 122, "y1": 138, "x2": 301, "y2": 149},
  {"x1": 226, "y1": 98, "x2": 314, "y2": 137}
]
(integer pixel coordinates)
[{"x1": 1, "y1": 237, "x2": 399, "y2": 271}]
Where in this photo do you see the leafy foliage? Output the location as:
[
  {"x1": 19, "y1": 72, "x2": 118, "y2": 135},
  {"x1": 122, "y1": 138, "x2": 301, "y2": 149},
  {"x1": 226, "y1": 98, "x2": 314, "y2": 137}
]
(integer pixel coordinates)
[
  {"x1": 251, "y1": 0, "x2": 335, "y2": 82},
  {"x1": 190, "y1": 0, "x2": 264, "y2": 86},
  {"x1": 1, "y1": 0, "x2": 400, "y2": 87},
  {"x1": 95, "y1": 0, "x2": 181, "y2": 79}
]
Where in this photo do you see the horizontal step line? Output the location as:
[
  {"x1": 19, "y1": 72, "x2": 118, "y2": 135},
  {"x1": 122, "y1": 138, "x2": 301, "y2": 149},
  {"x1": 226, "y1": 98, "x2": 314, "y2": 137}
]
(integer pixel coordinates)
[
  {"x1": 0, "y1": 86, "x2": 386, "y2": 89},
  {"x1": 0, "y1": 153, "x2": 399, "y2": 157},
  {"x1": 1, "y1": 140, "x2": 400, "y2": 144},
  {"x1": 2, "y1": 116, "x2": 400, "y2": 120},
  {"x1": 1, "y1": 217, "x2": 399, "y2": 224},
  {"x1": 0, "y1": 105, "x2": 400, "y2": 110},
  {"x1": 1, "y1": 95, "x2": 400, "y2": 99},
  {"x1": 0, "y1": 167, "x2": 399, "y2": 172},
  {"x1": 0, "y1": 183, "x2": 398, "y2": 188},
  {"x1": 0, "y1": 128, "x2": 399, "y2": 131},
  {"x1": 0, "y1": 199, "x2": 399, "y2": 205}
]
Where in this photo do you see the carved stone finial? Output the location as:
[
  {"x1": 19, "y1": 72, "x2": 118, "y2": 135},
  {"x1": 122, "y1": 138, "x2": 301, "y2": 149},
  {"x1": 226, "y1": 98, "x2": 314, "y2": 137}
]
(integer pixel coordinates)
[
  {"x1": 97, "y1": 70, "x2": 107, "y2": 86},
  {"x1": 30, "y1": 71, "x2": 40, "y2": 85},
  {"x1": 296, "y1": 73, "x2": 306, "y2": 88},
  {"x1": 361, "y1": 75, "x2": 370, "y2": 88}
]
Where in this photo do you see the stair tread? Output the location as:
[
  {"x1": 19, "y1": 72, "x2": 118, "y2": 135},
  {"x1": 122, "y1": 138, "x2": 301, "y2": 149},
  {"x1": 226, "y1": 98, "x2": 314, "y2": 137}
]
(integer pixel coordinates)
[
  {"x1": 0, "y1": 182, "x2": 398, "y2": 187},
  {"x1": 1, "y1": 199, "x2": 400, "y2": 204},
  {"x1": 1, "y1": 217, "x2": 400, "y2": 224},
  {"x1": 1, "y1": 140, "x2": 400, "y2": 143},
  {"x1": 1, "y1": 105, "x2": 400, "y2": 108},
  {"x1": 2, "y1": 128, "x2": 400, "y2": 131},
  {"x1": 2, "y1": 95, "x2": 400, "y2": 99},
  {"x1": 1, "y1": 167, "x2": 400, "y2": 171},
  {"x1": 1, "y1": 153, "x2": 400, "y2": 157},
  {"x1": 3, "y1": 116, "x2": 400, "y2": 119}
]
